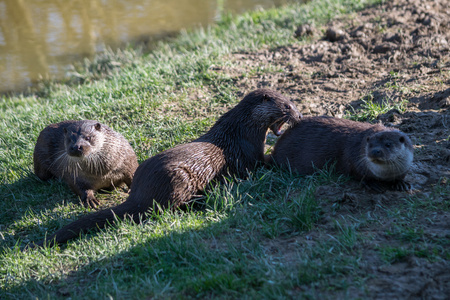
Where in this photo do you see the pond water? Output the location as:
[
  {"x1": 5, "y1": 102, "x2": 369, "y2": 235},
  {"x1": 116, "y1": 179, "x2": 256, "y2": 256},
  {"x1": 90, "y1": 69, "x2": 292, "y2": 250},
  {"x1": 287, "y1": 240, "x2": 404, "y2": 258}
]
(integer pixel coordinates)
[{"x1": 0, "y1": 0, "x2": 294, "y2": 94}]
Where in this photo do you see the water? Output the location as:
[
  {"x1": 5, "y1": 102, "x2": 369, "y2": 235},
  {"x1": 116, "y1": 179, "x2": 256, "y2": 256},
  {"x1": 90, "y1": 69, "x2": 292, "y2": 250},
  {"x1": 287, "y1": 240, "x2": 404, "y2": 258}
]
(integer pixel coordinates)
[{"x1": 0, "y1": 0, "x2": 293, "y2": 94}]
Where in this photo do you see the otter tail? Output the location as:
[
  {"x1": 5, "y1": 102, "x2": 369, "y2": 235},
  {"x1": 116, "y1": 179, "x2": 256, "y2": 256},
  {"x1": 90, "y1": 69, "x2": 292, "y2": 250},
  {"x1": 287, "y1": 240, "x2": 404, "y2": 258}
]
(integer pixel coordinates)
[{"x1": 36, "y1": 200, "x2": 148, "y2": 247}]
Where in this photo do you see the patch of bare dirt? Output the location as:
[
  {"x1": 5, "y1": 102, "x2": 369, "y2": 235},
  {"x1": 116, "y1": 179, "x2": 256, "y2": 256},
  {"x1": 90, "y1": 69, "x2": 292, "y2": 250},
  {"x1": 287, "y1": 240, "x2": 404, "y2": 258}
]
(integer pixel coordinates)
[{"x1": 219, "y1": 0, "x2": 450, "y2": 298}]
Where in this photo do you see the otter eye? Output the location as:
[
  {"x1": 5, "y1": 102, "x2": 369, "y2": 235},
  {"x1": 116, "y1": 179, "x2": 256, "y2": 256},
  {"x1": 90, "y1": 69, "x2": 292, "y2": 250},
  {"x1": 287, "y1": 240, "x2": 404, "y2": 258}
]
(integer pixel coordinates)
[
  {"x1": 284, "y1": 104, "x2": 290, "y2": 110},
  {"x1": 366, "y1": 137, "x2": 370, "y2": 142},
  {"x1": 85, "y1": 136, "x2": 91, "y2": 141},
  {"x1": 399, "y1": 136, "x2": 405, "y2": 143},
  {"x1": 385, "y1": 142, "x2": 391, "y2": 148}
]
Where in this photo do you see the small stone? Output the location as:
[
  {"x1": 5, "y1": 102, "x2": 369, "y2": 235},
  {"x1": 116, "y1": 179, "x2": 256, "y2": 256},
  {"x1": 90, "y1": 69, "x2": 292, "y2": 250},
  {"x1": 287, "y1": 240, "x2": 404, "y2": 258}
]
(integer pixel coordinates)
[
  {"x1": 373, "y1": 42, "x2": 397, "y2": 54},
  {"x1": 326, "y1": 27, "x2": 345, "y2": 42},
  {"x1": 423, "y1": 16, "x2": 432, "y2": 26},
  {"x1": 355, "y1": 30, "x2": 366, "y2": 38},
  {"x1": 383, "y1": 32, "x2": 402, "y2": 43}
]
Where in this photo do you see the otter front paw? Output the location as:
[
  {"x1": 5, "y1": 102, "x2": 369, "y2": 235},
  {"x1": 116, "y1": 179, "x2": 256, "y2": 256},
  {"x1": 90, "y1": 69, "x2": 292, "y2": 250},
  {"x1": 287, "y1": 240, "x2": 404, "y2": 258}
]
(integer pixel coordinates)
[
  {"x1": 363, "y1": 179, "x2": 412, "y2": 192},
  {"x1": 391, "y1": 180, "x2": 412, "y2": 191},
  {"x1": 82, "y1": 190, "x2": 100, "y2": 209}
]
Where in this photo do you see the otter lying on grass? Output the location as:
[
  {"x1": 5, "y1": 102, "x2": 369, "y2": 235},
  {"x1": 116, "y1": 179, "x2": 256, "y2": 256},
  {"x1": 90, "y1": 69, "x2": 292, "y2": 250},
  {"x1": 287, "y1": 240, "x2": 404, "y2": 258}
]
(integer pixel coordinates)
[{"x1": 268, "y1": 116, "x2": 413, "y2": 192}]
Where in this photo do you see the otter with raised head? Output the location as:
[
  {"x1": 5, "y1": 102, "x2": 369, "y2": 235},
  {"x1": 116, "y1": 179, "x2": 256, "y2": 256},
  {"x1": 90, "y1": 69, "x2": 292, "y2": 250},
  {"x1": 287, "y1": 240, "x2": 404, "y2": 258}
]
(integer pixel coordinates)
[
  {"x1": 36, "y1": 89, "x2": 300, "y2": 246},
  {"x1": 268, "y1": 116, "x2": 414, "y2": 192},
  {"x1": 34, "y1": 120, "x2": 139, "y2": 208}
]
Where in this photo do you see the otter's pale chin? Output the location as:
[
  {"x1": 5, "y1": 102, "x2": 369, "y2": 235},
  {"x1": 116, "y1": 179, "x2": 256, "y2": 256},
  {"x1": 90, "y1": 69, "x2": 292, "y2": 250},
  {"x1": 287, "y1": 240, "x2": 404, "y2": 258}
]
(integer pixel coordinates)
[{"x1": 369, "y1": 158, "x2": 385, "y2": 165}]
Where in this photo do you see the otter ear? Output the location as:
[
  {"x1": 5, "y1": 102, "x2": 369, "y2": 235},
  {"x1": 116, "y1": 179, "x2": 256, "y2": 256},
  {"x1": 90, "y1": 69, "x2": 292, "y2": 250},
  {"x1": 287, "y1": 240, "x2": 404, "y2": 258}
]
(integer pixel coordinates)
[
  {"x1": 399, "y1": 136, "x2": 405, "y2": 143},
  {"x1": 94, "y1": 123, "x2": 101, "y2": 131},
  {"x1": 63, "y1": 128, "x2": 68, "y2": 134}
]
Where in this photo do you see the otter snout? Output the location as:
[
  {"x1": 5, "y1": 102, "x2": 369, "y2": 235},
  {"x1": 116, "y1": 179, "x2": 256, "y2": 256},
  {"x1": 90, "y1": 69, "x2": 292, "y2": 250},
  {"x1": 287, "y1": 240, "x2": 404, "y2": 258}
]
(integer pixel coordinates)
[
  {"x1": 68, "y1": 145, "x2": 84, "y2": 157},
  {"x1": 269, "y1": 102, "x2": 301, "y2": 136},
  {"x1": 287, "y1": 102, "x2": 302, "y2": 124},
  {"x1": 68, "y1": 141, "x2": 90, "y2": 157},
  {"x1": 369, "y1": 148, "x2": 384, "y2": 160}
]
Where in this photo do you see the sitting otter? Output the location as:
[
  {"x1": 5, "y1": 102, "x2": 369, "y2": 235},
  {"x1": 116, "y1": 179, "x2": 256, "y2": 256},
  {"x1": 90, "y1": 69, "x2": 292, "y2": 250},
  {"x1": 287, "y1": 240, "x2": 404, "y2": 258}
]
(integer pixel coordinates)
[
  {"x1": 35, "y1": 89, "x2": 300, "y2": 246},
  {"x1": 33, "y1": 120, "x2": 138, "y2": 208},
  {"x1": 268, "y1": 116, "x2": 414, "y2": 192}
]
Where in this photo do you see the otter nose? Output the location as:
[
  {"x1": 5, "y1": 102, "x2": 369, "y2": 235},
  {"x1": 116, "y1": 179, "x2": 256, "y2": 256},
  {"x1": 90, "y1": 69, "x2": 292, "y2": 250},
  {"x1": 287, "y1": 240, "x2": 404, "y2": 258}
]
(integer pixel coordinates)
[
  {"x1": 289, "y1": 103, "x2": 302, "y2": 122},
  {"x1": 371, "y1": 149, "x2": 382, "y2": 158},
  {"x1": 71, "y1": 145, "x2": 83, "y2": 152},
  {"x1": 69, "y1": 144, "x2": 84, "y2": 157}
]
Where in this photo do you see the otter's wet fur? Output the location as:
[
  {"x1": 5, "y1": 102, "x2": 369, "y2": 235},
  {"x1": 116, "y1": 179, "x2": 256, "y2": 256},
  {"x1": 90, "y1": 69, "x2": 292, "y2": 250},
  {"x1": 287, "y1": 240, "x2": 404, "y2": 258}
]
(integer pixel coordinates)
[
  {"x1": 36, "y1": 89, "x2": 300, "y2": 246},
  {"x1": 268, "y1": 116, "x2": 414, "y2": 192},
  {"x1": 33, "y1": 120, "x2": 138, "y2": 208}
]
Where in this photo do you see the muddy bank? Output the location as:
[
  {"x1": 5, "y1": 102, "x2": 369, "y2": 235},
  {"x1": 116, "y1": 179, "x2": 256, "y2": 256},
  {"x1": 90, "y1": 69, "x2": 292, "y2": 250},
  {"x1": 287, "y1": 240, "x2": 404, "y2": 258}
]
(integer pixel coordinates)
[{"x1": 219, "y1": 0, "x2": 449, "y2": 297}]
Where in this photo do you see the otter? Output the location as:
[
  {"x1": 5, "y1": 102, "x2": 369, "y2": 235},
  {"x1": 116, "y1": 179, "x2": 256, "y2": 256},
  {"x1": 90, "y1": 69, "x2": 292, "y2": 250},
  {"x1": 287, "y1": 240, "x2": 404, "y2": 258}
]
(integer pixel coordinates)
[
  {"x1": 268, "y1": 116, "x2": 414, "y2": 192},
  {"x1": 33, "y1": 120, "x2": 139, "y2": 209},
  {"x1": 35, "y1": 89, "x2": 300, "y2": 246}
]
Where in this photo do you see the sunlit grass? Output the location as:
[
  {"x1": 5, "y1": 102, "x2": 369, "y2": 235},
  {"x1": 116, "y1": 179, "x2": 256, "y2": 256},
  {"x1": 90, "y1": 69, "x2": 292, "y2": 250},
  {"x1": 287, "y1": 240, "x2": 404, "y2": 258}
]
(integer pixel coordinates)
[{"x1": 345, "y1": 92, "x2": 409, "y2": 122}]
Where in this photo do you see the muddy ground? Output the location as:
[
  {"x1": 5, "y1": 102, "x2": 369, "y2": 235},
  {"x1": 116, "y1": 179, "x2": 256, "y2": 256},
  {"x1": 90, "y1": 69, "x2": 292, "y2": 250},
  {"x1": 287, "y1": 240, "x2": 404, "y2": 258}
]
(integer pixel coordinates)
[{"x1": 220, "y1": 0, "x2": 449, "y2": 298}]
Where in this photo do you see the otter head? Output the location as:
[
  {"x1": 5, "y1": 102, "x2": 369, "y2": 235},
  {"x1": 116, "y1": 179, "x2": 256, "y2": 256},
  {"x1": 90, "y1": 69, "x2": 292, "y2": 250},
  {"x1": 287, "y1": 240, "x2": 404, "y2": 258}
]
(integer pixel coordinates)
[
  {"x1": 365, "y1": 131, "x2": 414, "y2": 180},
  {"x1": 64, "y1": 122, "x2": 103, "y2": 158},
  {"x1": 248, "y1": 89, "x2": 301, "y2": 136}
]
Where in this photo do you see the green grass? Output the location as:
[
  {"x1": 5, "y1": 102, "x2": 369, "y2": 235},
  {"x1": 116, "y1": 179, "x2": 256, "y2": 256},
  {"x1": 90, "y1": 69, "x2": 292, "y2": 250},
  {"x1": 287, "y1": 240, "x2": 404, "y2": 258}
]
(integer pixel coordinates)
[
  {"x1": 4, "y1": 0, "x2": 450, "y2": 298},
  {"x1": 0, "y1": 167, "x2": 348, "y2": 299},
  {"x1": 344, "y1": 70, "x2": 412, "y2": 122},
  {"x1": 345, "y1": 91, "x2": 409, "y2": 122}
]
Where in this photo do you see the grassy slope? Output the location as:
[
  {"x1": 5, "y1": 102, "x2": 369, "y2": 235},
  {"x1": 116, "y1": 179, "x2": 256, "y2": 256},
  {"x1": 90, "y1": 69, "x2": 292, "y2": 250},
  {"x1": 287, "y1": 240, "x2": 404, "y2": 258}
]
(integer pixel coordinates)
[{"x1": 0, "y1": 0, "x2": 418, "y2": 298}]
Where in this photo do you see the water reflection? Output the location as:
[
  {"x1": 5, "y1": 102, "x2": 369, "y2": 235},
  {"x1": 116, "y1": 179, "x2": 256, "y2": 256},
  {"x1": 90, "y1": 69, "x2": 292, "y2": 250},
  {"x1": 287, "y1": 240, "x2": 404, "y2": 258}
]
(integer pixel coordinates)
[{"x1": 0, "y1": 0, "x2": 292, "y2": 93}]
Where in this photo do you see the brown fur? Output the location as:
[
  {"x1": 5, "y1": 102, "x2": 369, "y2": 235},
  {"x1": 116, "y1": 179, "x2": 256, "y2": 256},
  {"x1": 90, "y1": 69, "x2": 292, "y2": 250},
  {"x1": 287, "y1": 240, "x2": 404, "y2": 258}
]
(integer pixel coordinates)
[
  {"x1": 268, "y1": 116, "x2": 414, "y2": 192},
  {"x1": 36, "y1": 89, "x2": 300, "y2": 246},
  {"x1": 33, "y1": 120, "x2": 138, "y2": 208}
]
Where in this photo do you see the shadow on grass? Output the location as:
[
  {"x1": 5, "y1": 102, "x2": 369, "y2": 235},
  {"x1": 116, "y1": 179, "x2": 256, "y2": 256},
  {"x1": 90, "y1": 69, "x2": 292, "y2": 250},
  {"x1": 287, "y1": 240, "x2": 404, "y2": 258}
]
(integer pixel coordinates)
[
  {"x1": 0, "y1": 169, "x2": 130, "y2": 249},
  {"x1": 1, "y1": 165, "x2": 337, "y2": 298},
  {"x1": 2, "y1": 178, "x2": 314, "y2": 299}
]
